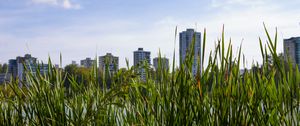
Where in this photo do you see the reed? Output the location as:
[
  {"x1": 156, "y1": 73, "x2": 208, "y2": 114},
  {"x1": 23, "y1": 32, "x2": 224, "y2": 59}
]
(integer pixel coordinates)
[{"x1": 0, "y1": 25, "x2": 299, "y2": 125}]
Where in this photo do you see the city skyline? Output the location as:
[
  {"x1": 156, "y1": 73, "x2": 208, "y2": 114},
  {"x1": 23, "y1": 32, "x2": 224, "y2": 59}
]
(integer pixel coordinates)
[{"x1": 1, "y1": 0, "x2": 300, "y2": 68}]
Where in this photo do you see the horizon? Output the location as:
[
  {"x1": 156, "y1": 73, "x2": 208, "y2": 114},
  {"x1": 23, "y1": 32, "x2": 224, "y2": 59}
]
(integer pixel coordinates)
[{"x1": 1, "y1": 0, "x2": 300, "y2": 68}]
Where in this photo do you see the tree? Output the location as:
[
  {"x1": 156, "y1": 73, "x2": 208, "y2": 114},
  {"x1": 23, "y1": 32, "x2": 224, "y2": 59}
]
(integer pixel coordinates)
[
  {"x1": 64, "y1": 64, "x2": 93, "y2": 87},
  {"x1": 2, "y1": 64, "x2": 8, "y2": 73},
  {"x1": 64, "y1": 64, "x2": 78, "y2": 75},
  {"x1": 0, "y1": 63, "x2": 8, "y2": 73}
]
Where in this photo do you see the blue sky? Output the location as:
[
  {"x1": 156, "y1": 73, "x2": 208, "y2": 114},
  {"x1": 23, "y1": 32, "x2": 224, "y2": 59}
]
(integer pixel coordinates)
[{"x1": 0, "y1": 0, "x2": 300, "y2": 68}]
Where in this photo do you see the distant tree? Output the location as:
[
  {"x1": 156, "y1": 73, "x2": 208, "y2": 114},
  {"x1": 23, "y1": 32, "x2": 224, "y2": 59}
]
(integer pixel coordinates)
[
  {"x1": 2, "y1": 63, "x2": 8, "y2": 73},
  {"x1": 64, "y1": 64, "x2": 93, "y2": 87},
  {"x1": 76, "y1": 67, "x2": 91, "y2": 84},
  {"x1": 64, "y1": 64, "x2": 78, "y2": 75},
  {"x1": 0, "y1": 63, "x2": 8, "y2": 73},
  {"x1": 0, "y1": 64, "x2": 2, "y2": 73}
]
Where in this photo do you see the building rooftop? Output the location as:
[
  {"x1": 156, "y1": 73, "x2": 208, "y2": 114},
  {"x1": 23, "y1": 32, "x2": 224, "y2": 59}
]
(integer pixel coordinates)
[
  {"x1": 186, "y1": 28, "x2": 195, "y2": 31},
  {"x1": 284, "y1": 37, "x2": 300, "y2": 41},
  {"x1": 134, "y1": 48, "x2": 150, "y2": 53},
  {"x1": 24, "y1": 54, "x2": 32, "y2": 58}
]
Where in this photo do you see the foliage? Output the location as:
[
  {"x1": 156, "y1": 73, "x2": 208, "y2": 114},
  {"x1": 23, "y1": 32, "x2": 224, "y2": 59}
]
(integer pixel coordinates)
[
  {"x1": 0, "y1": 25, "x2": 299, "y2": 125},
  {"x1": 0, "y1": 63, "x2": 8, "y2": 73},
  {"x1": 64, "y1": 64, "x2": 92, "y2": 87}
]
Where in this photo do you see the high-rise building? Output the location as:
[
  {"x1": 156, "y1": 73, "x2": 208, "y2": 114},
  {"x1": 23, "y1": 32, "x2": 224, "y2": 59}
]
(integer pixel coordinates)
[
  {"x1": 54, "y1": 64, "x2": 60, "y2": 69},
  {"x1": 134, "y1": 48, "x2": 151, "y2": 80},
  {"x1": 99, "y1": 53, "x2": 119, "y2": 74},
  {"x1": 8, "y1": 59, "x2": 17, "y2": 78},
  {"x1": 284, "y1": 37, "x2": 300, "y2": 68},
  {"x1": 134, "y1": 48, "x2": 151, "y2": 66},
  {"x1": 153, "y1": 57, "x2": 169, "y2": 71},
  {"x1": 0, "y1": 73, "x2": 11, "y2": 84},
  {"x1": 8, "y1": 54, "x2": 48, "y2": 87},
  {"x1": 179, "y1": 29, "x2": 201, "y2": 76},
  {"x1": 80, "y1": 58, "x2": 95, "y2": 68},
  {"x1": 71, "y1": 61, "x2": 77, "y2": 66}
]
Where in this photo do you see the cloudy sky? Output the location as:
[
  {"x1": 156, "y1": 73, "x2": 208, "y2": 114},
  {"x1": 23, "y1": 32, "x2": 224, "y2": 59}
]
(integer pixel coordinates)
[{"x1": 0, "y1": 0, "x2": 300, "y2": 68}]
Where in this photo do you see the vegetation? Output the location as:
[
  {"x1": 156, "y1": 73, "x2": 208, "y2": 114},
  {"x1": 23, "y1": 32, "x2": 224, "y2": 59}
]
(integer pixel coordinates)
[
  {"x1": 0, "y1": 63, "x2": 8, "y2": 73},
  {"x1": 0, "y1": 25, "x2": 299, "y2": 125},
  {"x1": 63, "y1": 64, "x2": 93, "y2": 87}
]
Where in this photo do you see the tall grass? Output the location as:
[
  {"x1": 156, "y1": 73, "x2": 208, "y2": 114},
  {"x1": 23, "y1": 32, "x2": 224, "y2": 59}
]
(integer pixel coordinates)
[{"x1": 0, "y1": 25, "x2": 299, "y2": 125}]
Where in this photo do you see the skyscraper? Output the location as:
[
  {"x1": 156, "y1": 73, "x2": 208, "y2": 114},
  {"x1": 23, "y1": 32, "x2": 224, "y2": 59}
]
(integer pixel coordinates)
[
  {"x1": 0, "y1": 73, "x2": 11, "y2": 84},
  {"x1": 284, "y1": 37, "x2": 300, "y2": 68},
  {"x1": 71, "y1": 61, "x2": 78, "y2": 66},
  {"x1": 134, "y1": 48, "x2": 151, "y2": 66},
  {"x1": 99, "y1": 53, "x2": 119, "y2": 74},
  {"x1": 80, "y1": 57, "x2": 95, "y2": 68},
  {"x1": 8, "y1": 54, "x2": 48, "y2": 87},
  {"x1": 179, "y1": 29, "x2": 201, "y2": 75},
  {"x1": 153, "y1": 57, "x2": 169, "y2": 71},
  {"x1": 134, "y1": 48, "x2": 151, "y2": 80}
]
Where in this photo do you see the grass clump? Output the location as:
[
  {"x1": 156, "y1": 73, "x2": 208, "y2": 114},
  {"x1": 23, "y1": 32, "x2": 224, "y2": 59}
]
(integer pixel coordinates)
[{"x1": 0, "y1": 24, "x2": 299, "y2": 125}]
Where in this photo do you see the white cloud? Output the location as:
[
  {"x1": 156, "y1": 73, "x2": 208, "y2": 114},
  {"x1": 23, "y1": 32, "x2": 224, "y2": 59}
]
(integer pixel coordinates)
[
  {"x1": 211, "y1": 0, "x2": 268, "y2": 8},
  {"x1": 31, "y1": 0, "x2": 58, "y2": 5},
  {"x1": 62, "y1": 0, "x2": 80, "y2": 9},
  {"x1": 30, "y1": 0, "x2": 80, "y2": 9}
]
